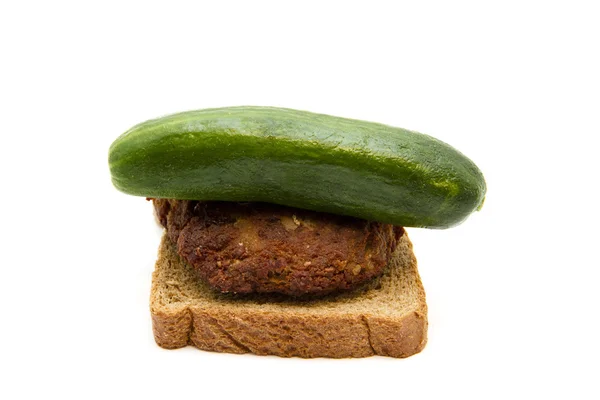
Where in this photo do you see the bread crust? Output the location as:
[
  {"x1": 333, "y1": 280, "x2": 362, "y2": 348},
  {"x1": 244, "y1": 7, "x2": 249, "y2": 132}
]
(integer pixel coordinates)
[{"x1": 150, "y1": 232, "x2": 427, "y2": 358}]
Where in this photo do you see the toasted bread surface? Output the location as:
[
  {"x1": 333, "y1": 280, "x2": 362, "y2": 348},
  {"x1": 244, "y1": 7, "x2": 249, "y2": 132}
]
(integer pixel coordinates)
[{"x1": 150, "y1": 231, "x2": 427, "y2": 358}]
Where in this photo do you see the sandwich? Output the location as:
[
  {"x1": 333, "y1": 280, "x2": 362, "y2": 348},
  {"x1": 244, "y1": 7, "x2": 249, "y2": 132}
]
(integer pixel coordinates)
[{"x1": 108, "y1": 106, "x2": 486, "y2": 358}]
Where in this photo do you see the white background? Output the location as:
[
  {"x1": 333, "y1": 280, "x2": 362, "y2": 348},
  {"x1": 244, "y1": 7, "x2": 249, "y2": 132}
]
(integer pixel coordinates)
[{"x1": 1, "y1": 1, "x2": 598, "y2": 399}]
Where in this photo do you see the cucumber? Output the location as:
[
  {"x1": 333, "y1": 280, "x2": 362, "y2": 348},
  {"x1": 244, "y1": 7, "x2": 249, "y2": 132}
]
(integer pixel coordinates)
[{"x1": 109, "y1": 106, "x2": 486, "y2": 228}]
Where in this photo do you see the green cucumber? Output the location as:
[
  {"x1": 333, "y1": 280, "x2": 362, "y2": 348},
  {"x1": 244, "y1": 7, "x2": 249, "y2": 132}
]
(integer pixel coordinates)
[{"x1": 109, "y1": 106, "x2": 486, "y2": 228}]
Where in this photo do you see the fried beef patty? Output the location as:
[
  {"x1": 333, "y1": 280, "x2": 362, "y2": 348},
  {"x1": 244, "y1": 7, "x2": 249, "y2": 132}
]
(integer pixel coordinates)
[{"x1": 152, "y1": 199, "x2": 404, "y2": 297}]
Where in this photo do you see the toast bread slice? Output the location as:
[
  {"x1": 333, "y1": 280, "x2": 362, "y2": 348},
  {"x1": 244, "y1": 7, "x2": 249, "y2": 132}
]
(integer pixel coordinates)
[{"x1": 150, "y1": 231, "x2": 427, "y2": 358}]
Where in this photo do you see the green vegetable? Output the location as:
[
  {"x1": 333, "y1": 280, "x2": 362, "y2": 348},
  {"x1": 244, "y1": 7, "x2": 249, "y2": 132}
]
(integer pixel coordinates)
[{"x1": 109, "y1": 106, "x2": 486, "y2": 228}]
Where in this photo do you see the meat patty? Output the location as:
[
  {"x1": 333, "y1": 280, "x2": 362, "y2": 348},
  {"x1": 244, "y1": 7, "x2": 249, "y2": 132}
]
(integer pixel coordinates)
[{"x1": 152, "y1": 199, "x2": 404, "y2": 297}]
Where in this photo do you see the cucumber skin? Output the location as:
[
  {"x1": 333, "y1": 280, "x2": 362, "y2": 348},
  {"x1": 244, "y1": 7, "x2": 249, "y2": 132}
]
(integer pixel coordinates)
[{"x1": 109, "y1": 106, "x2": 486, "y2": 228}]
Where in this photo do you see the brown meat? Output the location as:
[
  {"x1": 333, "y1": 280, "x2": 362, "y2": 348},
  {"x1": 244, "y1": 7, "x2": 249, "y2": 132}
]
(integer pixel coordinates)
[{"x1": 151, "y1": 199, "x2": 404, "y2": 297}]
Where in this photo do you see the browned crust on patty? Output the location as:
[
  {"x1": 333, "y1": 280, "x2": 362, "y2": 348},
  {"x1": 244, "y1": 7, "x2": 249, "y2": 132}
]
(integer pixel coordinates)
[{"x1": 151, "y1": 199, "x2": 404, "y2": 297}]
